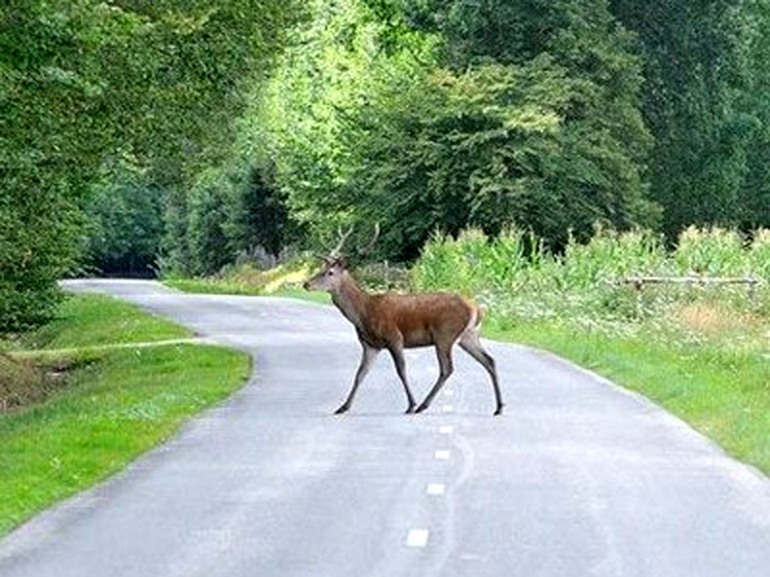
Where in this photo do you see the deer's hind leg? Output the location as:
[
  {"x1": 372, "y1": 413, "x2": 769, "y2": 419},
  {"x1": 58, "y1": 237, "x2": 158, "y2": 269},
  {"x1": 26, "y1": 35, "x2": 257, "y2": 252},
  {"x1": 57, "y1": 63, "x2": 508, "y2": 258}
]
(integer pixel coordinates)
[
  {"x1": 459, "y1": 330, "x2": 504, "y2": 416},
  {"x1": 415, "y1": 343, "x2": 454, "y2": 414}
]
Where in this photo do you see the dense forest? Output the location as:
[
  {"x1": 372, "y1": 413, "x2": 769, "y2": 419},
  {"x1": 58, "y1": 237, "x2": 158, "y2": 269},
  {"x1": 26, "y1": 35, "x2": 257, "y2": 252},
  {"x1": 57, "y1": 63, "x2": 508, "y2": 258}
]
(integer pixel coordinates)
[{"x1": 2, "y1": 0, "x2": 770, "y2": 332}]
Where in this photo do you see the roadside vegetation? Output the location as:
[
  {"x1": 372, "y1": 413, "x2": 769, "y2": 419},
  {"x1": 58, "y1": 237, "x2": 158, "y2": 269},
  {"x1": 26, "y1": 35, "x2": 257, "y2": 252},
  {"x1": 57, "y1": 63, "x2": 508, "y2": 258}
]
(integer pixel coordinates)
[
  {"x1": 414, "y1": 226, "x2": 770, "y2": 475},
  {"x1": 6, "y1": 1, "x2": 770, "y2": 337},
  {"x1": 163, "y1": 225, "x2": 770, "y2": 475},
  {"x1": 164, "y1": 259, "x2": 331, "y2": 304},
  {"x1": 0, "y1": 294, "x2": 251, "y2": 536}
]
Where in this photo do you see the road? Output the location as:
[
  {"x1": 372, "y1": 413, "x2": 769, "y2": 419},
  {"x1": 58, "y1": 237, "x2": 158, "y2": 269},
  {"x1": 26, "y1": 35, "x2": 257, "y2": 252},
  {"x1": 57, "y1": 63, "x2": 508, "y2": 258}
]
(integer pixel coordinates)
[{"x1": 1, "y1": 279, "x2": 769, "y2": 577}]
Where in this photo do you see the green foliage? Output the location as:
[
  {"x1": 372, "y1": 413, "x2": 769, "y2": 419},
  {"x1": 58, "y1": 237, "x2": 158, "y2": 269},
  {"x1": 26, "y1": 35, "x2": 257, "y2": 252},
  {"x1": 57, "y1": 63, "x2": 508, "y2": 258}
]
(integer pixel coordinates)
[
  {"x1": 255, "y1": 0, "x2": 434, "y2": 243},
  {"x1": 254, "y1": 0, "x2": 655, "y2": 261},
  {"x1": 185, "y1": 171, "x2": 232, "y2": 276},
  {"x1": 610, "y1": 0, "x2": 764, "y2": 235},
  {"x1": 160, "y1": 161, "x2": 297, "y2": 277},
  {"x1": 347, "y1": 56, "x2": 654, "y2": 257},
  {"x1": 413, "y1": 226, "x2": 770, "y2": 329},
  {"x1": 674, "y1": 226, "x2": 748, "y2": 276},
  {"x1": 83, "y1": 156, "x2": 164, "y2": 277},
  {"x1": 14, "y1": 294, "x2": 189, "y2": 351},
  {"x1": 224, "y1": 164, "x2": 296, "y2": 259},
  {"x1": 7, "y1": 0, "x2": 770, "y2": 299},
  {"x1": 741, "y1": 0, "x2": 770, "y2": 230},
  {"x1": 0, "y1": 0, "x2": 305, "y2": 332}
]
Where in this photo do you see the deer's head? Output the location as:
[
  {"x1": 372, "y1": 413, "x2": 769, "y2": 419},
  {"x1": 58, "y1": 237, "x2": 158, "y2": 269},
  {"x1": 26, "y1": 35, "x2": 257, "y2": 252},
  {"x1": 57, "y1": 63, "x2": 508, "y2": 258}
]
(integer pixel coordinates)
[
  {"x1": 303, "y1": 224, "x2": 378, "y2": 293},
  {"x1": 303, "y1": 257, "x2": 349, "y2": 293}
]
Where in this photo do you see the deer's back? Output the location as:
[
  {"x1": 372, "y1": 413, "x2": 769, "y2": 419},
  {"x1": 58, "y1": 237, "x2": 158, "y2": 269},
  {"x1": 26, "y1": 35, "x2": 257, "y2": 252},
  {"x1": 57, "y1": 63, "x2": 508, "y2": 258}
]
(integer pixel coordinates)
[{"x1": 366, "y1": 292, "x2": 475, "y2": 348}]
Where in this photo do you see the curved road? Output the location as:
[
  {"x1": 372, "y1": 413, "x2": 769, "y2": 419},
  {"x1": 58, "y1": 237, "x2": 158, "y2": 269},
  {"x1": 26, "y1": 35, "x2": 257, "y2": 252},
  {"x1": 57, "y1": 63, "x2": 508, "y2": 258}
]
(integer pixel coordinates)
[{"x1": 1, "y1": 279, "x2": 769, "y2": 577}]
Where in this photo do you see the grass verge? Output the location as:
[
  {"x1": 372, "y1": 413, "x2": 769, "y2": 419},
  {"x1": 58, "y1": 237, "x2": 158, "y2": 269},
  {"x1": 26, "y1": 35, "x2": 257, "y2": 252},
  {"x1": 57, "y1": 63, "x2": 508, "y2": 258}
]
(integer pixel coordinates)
[
  {"x1": 487, "y1": 319, "x2": 770, "y2": 476},
  {"x1": 0, "y1": 294, "x2": 251, "y2": 537},
  {"x1": 164, "y1": 278, "x2": 331, "y2": 304},
  {"x1": 10, "y1": 293, "x2": 191, "y2": 351}
]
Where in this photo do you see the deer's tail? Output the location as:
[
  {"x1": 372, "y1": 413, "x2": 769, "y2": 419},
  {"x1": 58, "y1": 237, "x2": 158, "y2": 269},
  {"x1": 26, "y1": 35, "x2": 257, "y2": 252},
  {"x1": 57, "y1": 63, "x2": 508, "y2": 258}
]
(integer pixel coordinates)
[{"x1": 466, "y1": 301, "x2": 485, "y2": 331}]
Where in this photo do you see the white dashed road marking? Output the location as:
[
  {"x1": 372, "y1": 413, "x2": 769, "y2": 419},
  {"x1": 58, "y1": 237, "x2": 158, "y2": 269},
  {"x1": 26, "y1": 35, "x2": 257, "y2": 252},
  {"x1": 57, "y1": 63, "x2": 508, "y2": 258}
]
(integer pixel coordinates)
[
  {"x1": 427, "y1": 483, "x2": 446, "y2": 495},
  {"x1": 406, "y1": 529, "x2": 430, "y2": 548}
]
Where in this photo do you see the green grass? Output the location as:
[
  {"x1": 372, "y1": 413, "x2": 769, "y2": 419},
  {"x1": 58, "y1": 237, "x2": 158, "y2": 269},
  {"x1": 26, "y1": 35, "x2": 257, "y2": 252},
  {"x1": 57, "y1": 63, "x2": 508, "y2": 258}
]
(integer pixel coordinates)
[
  {"x1": 0, "y1": 295, "x2": 250, "y2": 536},
  {"x1": 11, "y1": 293, "x2": 191, "y2": 350},
  {"x1": 163, "y1": 258, "x2": 332, "y2": 305},
  {"x1": 164, "y1": 277, "x2": 264, "y2": 296},
  {"x1": 165, "y1": 278, "x2": 331, "y2": 305},
  {"x1": 487, "y1": 319, "x2": 770, "y2": 475}
]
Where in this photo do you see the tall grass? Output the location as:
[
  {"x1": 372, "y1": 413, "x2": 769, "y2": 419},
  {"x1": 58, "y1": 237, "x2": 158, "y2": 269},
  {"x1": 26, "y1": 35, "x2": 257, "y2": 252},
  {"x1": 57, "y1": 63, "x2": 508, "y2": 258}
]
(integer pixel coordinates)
[{"x1": 413, "y1": 226, "x2": 769, "y2": 335}]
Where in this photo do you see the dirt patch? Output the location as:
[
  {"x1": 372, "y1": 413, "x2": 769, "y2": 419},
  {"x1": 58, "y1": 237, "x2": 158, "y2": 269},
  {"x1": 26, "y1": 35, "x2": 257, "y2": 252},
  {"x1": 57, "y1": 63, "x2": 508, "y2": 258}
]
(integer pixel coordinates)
[
  {"x1": 0, "y1": 353, "x2": 83, "y2": 412},
  {"x1": 673, "y1": 302, "x2": 762, "y2": 337}
]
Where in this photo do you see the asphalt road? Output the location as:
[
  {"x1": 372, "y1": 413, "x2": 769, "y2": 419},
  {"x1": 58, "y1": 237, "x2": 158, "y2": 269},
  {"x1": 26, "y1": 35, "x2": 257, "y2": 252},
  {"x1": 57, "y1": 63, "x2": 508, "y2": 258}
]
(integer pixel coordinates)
[{"x1": 1, "y1": 279, "x2": 769, "y2": 577}]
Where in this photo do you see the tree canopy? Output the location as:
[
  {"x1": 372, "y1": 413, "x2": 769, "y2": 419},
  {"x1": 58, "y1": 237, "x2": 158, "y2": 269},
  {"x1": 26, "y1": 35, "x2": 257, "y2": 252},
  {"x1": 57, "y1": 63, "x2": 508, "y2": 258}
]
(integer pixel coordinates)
[
  {"x1": 0, "y1": 0, "x2": 305, "y2": 331},
  {"x1": 3, "y1": 0, "x2": 770, "y2": 331}
]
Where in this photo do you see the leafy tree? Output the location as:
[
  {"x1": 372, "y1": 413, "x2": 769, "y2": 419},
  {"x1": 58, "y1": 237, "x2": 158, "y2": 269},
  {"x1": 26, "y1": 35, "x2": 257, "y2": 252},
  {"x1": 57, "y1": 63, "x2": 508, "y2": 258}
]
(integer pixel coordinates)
[
  {"x1": 740, "y1": 0, "x2": 770, "y2": 230},
  {"x1": 609, "y1": 0, "x2": 758, "y2": 236},
  {"x1": 254, "y1": 0, "x2": 438, "y2": 248},
  {"x1": 186, "y1": 171, "x2": 232, "y2": 276},
  {"x1": 344, "y1": 56, "x2": 655, "y2": 259},
  {"x1": 0, "y1": 0, "x2": 305, "y2": 332},
  {"x1": 83, "y1": 156, "x2": 164, "y2": 277},
  {"x1": 258, "y1": 0, "x2": 654, "y2": 259},
  {"x1": 224, "y1": 163, "x2": 297, "y2": 259}
]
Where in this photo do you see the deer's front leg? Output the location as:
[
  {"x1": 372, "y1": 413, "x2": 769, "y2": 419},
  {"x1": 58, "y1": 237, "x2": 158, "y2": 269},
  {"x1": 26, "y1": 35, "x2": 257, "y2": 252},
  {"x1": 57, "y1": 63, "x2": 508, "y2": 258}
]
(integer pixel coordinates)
[
  {"x1": 388, "y1": 345, "x2": 417, "y2": 414},
  {"x1": 335, "y1": 343, "x2": 379, "y2": 414}
]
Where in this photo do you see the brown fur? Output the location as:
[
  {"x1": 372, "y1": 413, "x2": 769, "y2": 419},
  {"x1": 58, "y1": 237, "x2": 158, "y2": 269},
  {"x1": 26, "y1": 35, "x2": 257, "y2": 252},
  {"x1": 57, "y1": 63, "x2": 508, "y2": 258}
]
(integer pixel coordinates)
[{"x1": 305, "y1": 262, "x2": 503, "y2": 415}]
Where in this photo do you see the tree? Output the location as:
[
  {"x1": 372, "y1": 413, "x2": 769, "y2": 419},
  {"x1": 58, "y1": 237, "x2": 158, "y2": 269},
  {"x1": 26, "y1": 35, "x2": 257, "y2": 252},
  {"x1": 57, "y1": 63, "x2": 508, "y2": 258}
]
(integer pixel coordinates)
[
  {"x1": 740, "y1": 0, "x2": 770, "y2": 230},
  {"x1": 83, "y1": 156, "x2": 164, "y2": 277},
  {"x1": 257, "y1": 0, "x2": 654, "y2": 258},
  {"x1": 609, "y1": 0, "x2": 757, "y2": 236},
  {"x1": 224, "y1": 163, "x2": 297, "y2": 259},
  {"x1": 344, "y1": 56, "x2": 655, "y2": 259},
  {"x1": 0, "y1": 0, "x2": 305, "y2": 332}
]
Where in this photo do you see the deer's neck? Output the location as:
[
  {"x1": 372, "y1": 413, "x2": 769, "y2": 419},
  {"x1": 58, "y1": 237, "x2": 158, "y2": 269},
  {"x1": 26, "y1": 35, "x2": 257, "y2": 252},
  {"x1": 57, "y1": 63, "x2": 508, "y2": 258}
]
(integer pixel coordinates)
[{"x1": 331, "y1": 275, "x2": 370, "y2": 330}]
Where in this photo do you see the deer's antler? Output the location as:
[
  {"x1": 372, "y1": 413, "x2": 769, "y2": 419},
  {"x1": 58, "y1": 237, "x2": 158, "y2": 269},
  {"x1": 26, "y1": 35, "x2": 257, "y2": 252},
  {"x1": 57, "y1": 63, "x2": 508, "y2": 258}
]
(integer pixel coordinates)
[
  {"x1": 325, "y1": 224, "x2": 354, "y2": 262},
  {"x1": 357, "y1": 222, "x2": 380, "y2": 257}
]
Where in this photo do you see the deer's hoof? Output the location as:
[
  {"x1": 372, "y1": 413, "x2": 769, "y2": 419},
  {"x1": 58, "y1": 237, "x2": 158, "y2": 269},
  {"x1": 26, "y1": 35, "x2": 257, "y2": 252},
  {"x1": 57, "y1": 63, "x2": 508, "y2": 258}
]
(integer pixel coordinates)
[
  {"x1": 334, "y1": 405, "x2": 350, "y2": 415},
  {"x1": 493, "y1": 405, "x2": 504, "y2": 416},
  {"x1": 415, "y1": 404, "x2": 429, "y2": 414},
  {"x1": 405, "y1": 405, "x2": 416, "y2": 415}
]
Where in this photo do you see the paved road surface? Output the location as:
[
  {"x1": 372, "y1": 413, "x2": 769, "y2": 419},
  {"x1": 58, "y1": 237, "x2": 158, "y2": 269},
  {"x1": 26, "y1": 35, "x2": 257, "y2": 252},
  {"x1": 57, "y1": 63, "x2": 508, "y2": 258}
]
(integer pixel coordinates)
[{"x1": 1, "y1": 279, "x2": 769, "y2": 577}]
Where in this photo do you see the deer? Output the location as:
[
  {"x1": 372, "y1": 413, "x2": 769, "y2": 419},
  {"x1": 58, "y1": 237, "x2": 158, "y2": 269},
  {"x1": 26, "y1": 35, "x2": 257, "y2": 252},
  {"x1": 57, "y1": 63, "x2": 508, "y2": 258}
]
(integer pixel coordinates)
[{"x1": 303, "y1": 226, "x2": 504, "y2": 416}]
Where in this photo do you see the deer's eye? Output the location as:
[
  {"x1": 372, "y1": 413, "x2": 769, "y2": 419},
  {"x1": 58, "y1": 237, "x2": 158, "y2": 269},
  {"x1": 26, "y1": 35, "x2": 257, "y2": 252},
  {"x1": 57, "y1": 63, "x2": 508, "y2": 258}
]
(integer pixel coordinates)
[{"x1": 326, "y1": 270, "x2": 334, "y2": 276}]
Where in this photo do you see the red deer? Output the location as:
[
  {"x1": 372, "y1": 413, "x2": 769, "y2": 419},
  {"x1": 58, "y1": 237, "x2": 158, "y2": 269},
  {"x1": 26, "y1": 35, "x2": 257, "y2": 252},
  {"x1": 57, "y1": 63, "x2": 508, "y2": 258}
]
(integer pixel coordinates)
[{"x1": 303, "y1": 228, "x2": 503, "y2": 416}]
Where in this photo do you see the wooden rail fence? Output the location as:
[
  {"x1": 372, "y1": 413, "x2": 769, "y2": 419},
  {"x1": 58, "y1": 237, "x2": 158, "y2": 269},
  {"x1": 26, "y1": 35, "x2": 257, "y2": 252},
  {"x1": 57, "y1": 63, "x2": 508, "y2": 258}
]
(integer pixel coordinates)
[{"x1": 620, "y1": 275, "x2": 763, "y2": 304}]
